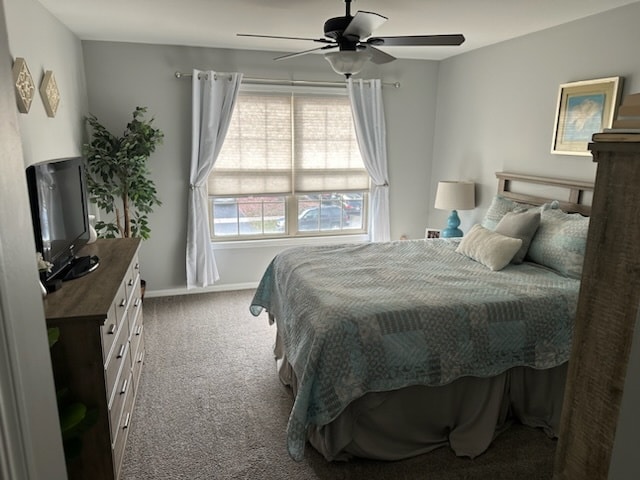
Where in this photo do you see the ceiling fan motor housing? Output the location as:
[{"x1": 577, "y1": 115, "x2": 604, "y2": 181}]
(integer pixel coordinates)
[{"x1": 324, "y1": 16, "x2": 359, "y2": 50}]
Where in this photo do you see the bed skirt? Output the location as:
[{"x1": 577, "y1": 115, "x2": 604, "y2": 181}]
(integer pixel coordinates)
[{"x1": 274, "y1": 333, "x2": 567, "y2": 462}]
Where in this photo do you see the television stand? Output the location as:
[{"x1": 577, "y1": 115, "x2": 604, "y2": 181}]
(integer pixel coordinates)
[{"x1": 61, "y1": 254, "x2": 100, "y2": 281}]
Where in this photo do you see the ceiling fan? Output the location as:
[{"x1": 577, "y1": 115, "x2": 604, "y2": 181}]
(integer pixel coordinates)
[{"x1": 238, "y1": 0, "x2": 465, "y2": 77}]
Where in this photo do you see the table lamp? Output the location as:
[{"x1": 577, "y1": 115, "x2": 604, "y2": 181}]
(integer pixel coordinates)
[{"x1": 434, "y1": 181, "x2": 475, "y2": 238}]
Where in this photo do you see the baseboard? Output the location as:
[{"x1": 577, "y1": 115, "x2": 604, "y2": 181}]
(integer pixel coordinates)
[{"x1": 145, "y1": 282, "x2": 258, "y2": 298}]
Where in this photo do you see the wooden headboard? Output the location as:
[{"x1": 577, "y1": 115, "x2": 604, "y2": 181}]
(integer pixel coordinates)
[{"x1": 496, "y1": 172, "x2": 594, "y2": 216}]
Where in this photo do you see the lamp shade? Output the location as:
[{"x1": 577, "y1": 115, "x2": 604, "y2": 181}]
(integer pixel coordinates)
[
  {"x1": 434, "y1": 181, "x2": 475, "y2": 211},
  {"x1": 434, "y1": 181, "x2": 475, "y2": 238},
  {"x1": 324, "y1": 50, "x2": 371, "y2": 76}
]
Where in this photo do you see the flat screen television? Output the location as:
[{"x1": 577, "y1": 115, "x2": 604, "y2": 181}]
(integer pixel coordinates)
[{"x1": 26, "y1": 156, "x2": 92, "y2": 282}]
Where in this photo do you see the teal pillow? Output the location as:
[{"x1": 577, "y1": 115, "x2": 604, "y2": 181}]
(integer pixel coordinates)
[
  {"x1": 482, "y1": 195, "x2": 558, "y2": 231},
  {"x1": 526, "y1": 209, "x2": 590, "y2": 278},
  {"x1": 481, "y1": 195, "x2": 531, "y2": 230}
]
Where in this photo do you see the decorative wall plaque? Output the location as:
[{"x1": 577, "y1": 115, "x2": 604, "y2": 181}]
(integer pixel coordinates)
[
  {"x1": 12, "y1": 57, "x2": 35, "y2": 114},
  {"x1": 40, "y1": 70, "x2": 60, "y2": 117}
]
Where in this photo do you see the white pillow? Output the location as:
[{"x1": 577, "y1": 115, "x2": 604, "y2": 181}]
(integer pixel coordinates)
[{"x1": 456, "y1": 224, "x2": 523, "y2": 271}]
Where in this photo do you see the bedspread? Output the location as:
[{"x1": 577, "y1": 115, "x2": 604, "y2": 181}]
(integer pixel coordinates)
[{"x1": 249, "y1": 238, "x2": 579, "y2": 460}]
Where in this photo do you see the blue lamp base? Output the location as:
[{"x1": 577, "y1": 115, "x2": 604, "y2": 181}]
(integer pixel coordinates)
[{"x1": 441, "y1": 210, "x2": 463, "y2": 238}]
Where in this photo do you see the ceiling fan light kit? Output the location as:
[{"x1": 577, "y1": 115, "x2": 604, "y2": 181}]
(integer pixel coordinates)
[
  {"x1": 238, "y1": 0, "x2": 465, "y2": 78},
  {"x1": 324, "y1": 50, "x2": 371, "y2": 76}
]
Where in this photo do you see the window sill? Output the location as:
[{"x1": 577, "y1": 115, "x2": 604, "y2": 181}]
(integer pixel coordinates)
[{"x1": 211, "y1": 233, "x2": 369, "y2": 250}]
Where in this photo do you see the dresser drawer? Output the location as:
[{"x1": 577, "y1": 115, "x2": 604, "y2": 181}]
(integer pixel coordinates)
[
  {"x1": 100, "y1": 302, "x2": 119, "y2": 361},
  {"x1": 108, "y1": 368, "x2": 132, "y2": 442},
  {"x1": 132, "y1": 336, "x2": 145, "y2": 389},
  {"x1": 127, "y1": 289, "x2": 143, "y2": 334},
  {"x1": 112, "y1": 373, "x2": 136, "y2": 479},
  {"x1": 114, "y1": 280, "x2": 129, "y2": 330},
  {"x1": 124, "y1": 257, "x2": 140, "y2": 302},
  {"x1": 101, "y1": 279, "x2": 128, "y2": 363},
  {"x1": 105, "y1": 324, "x2": 130, "y2": 403}
]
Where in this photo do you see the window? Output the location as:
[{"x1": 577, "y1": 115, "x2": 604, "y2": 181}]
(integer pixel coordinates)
[{"x1": 209, "y1": 89, "x2": 369, "y2": 239}]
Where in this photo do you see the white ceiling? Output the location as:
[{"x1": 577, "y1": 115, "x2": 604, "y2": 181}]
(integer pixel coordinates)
[{"x1": 37, "y1": 0, "x2": 639, "y2": 61}]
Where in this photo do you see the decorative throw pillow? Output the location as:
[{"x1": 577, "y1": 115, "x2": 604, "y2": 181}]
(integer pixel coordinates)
[
  {"x1": 481, "y1": 195, "x2": 532, "y2": 230},
  {"x1": 456, "y1": 224, "x2": 523, "y2": 271},
  {"x1": 526, "y1": 208, "x2": 590, "y2": 279},
  {"x1": 494, "y1": 210, "x2": 541, "y2": 264},
  {"x1": 482, "y1": 195, "x2": 558, "y2": 230}
]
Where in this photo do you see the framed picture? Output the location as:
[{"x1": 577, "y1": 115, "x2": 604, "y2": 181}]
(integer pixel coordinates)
[
  {"x1": 425, "y1": 228, "x2": 441, "y2": 239},
  {"x1": 551, "y1": 76, "x2": 623, "y2": 156}
]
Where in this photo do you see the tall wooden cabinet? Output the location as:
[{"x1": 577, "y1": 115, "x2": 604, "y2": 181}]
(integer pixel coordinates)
[
  {"x1": 554, "y1": 140, "x2": 640, "y2": 479},
  {"x1": 44, "y1": 238, "x2": 145, "y2": 480}
]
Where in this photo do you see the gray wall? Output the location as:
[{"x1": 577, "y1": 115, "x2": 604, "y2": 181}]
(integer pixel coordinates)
[
  {"x1": 4, "y1": 1, "x2": 640, "y2": 476},
  {"x1": 430, "y1": 5, "x2": 640, "y2": 477},
  {"x1": 430, "y1": 2, "x2": 640, "y2": 233},
  {"x1": 4, "y1": 0, "x2": 87, "y2": 164},
  {"x1": 82, "y1": 2, "x2": 640, "y2": 296},
  {"x1": 81, "y1": 42, "x2": 440, "y2": 294},
  {"x1": 1, "y1": 0, "x2": 88, "y2": 477}
]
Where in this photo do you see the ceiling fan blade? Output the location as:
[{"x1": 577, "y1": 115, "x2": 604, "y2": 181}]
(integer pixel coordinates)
[
  {"x1": 343, "y1": 11, "x2": 387, "y2": 40},
  {"x1": 368, "y1": 34, "x2": 466, "y2": 47},
  {"x1": 273, "y1": 44, "x2": 337, "y2": 61},
  {"x1": 360, "y1": 44, "x2": 395, "y2": 65},
  {"x1": 237, "y1": 33, "x2": 334, "y2": 44}
]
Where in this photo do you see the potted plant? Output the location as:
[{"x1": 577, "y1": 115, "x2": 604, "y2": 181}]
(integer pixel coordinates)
[{"x1": 83, "y1": 106, "x2": 164, "y2": 239}]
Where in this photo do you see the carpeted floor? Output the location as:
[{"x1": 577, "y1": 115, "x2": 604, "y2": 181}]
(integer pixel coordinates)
[{"x1": 120, "y1": 290, "x2": 556, "y2": 480}]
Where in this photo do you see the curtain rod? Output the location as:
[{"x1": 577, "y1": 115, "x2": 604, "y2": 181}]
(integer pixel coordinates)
[{"x1": 174, "y1": 71, "x2": 400, "y2": 89}]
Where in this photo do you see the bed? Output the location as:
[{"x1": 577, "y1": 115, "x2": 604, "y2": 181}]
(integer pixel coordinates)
[{"x1": 250, "y1": 172, "x2": 594, "y2": 462}]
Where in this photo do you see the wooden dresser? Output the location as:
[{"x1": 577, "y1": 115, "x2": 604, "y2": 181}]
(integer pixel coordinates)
[
  {"x1": 44, "y1": 238, "x2": 145, "y2": 480},
  {"x1": 554, "y1": 140, "x2": 640, "y2": 479}
]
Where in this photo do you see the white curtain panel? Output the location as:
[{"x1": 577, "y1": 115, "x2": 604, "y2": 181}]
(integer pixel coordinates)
[
  {"x1": 347, "y1": 78, "x2": 390, "y2": 242},
  {"x1": 186, "y1": 69, "x2": 243, "y2": 288}
]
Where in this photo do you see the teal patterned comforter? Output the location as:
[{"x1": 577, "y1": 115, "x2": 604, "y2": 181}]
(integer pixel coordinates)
[{"x1": 249, "y1": 238, "x2": 579, "y2": 461}]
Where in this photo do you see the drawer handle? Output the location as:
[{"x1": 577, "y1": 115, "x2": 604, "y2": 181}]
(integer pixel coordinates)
[
  {"x1": 107, "y1": 323, "x2": 116, "y2": 335},
  {"x1": 137, "y1": 351, "x2": 144, "y2": 364},
  {"x1": 119, "y1": 298, "x2": 127, "y2": 308},
  {"x1": 123, "y1": 412, "x2": 131, "y2": 430},
  {"x1": 128, "y1": 278, "x2": 134, "y2": 287},
  {"x1": 120, "y1": 378, "x2": 128, "y2": 395},
  {"x1": 135, "y1": 325, "x2": 142, "y2": 336},
  {"x1": 117, "y1": 344, "x2": 126, "y2": 359},
  {"x1": 134, "y1": 262, "x2": 140, "y2": 270},
  {"x1": 134, "y1": 298, "x2": 141, "y2": 308}
]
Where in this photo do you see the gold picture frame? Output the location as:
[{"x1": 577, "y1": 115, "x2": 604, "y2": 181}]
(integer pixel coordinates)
[{"x1": 551, "y1": 76, "x2": 623, "y2": 156}]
